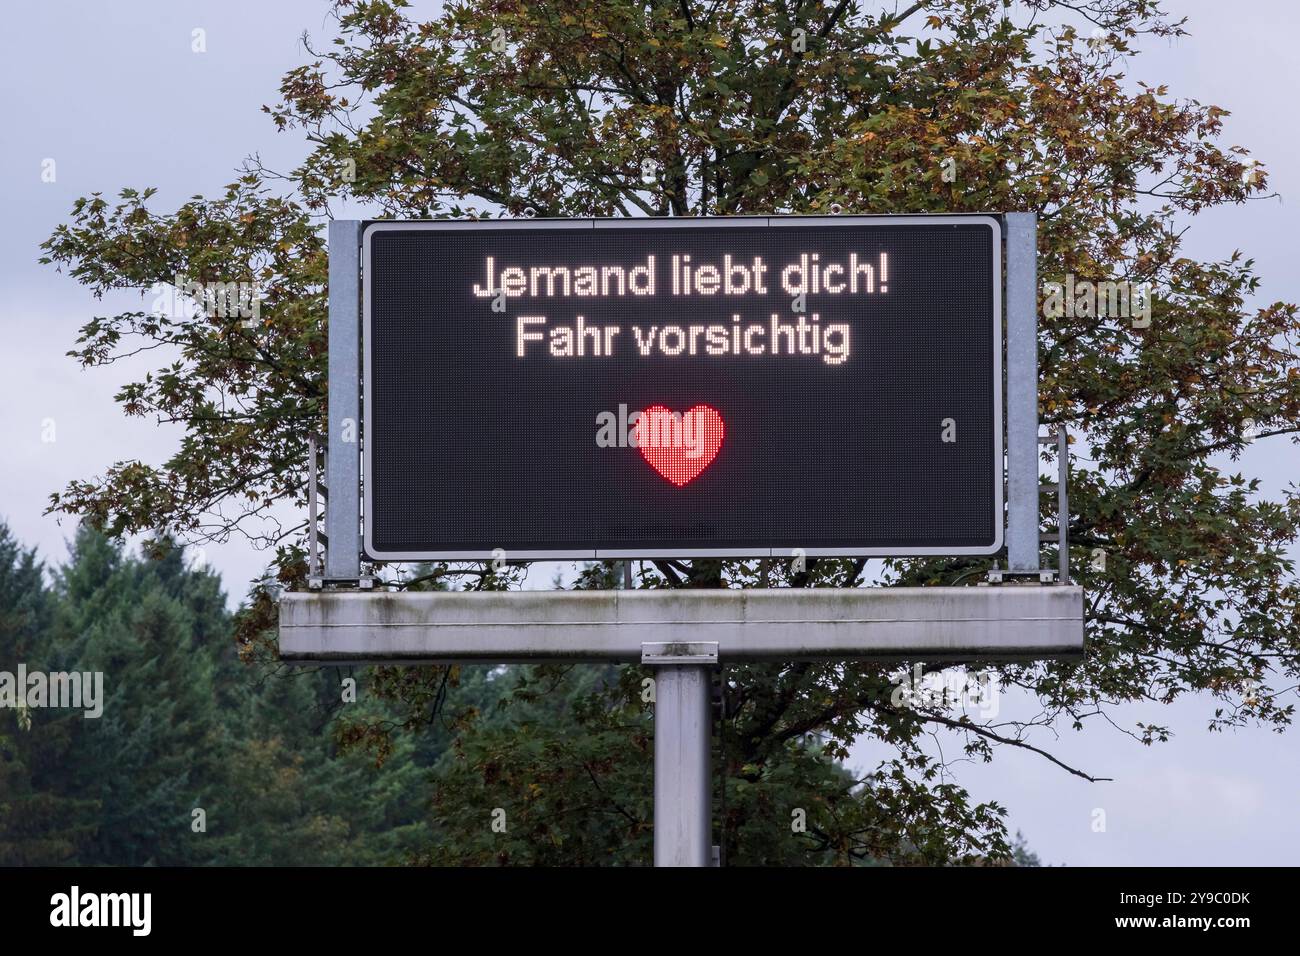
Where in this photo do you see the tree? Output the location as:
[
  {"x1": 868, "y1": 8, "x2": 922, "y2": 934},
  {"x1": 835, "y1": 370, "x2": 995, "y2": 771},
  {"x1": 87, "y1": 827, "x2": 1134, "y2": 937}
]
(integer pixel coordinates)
[
  {"x1": 38, "y1": 0, "x2": 1300, "y2": 864},
  {"x1": 0, "y1": 523, "x2": 433, "y2": 865},
  {"x1": 0, "y1": 524, "x2": 99, "y2": 864}
]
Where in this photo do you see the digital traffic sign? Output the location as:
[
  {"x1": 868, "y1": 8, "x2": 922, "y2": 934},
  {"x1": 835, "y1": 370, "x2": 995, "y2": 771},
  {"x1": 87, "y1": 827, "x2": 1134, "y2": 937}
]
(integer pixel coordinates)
[{"x1": 362, "y1": 216, "x2": 1002, "y2": 559}]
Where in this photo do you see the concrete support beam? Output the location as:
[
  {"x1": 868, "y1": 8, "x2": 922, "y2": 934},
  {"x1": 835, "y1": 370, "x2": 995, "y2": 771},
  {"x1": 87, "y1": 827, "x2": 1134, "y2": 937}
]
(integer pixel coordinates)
[{"x1": 279, "y1": 586, "x2": 1085, "y2": 664}]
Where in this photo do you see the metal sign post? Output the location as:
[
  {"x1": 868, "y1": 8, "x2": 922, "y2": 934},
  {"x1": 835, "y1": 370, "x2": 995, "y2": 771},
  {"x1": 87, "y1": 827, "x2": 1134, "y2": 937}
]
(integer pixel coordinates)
[
  {"x1": 1004, "y1": 212, "x2": 1043, "y2": 577},
  {"x1": 280, "y1": 586, "x2": 1085, "y2": 866},
  {"x1": 322, "y1": 219, "x2": 362, "y2": 585},
  {"x1": 644, "y1": 642, "x2": 716, "y2": 867},
  {"x1": 290, "y1": 214, "x2": 1077, "y2": 867}
]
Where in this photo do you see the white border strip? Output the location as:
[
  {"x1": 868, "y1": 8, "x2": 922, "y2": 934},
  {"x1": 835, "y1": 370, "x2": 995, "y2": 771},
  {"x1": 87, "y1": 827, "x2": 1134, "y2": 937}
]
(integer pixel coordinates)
[{"x1": 361, "y1": 215, "x2": 1003, "y2": 561}]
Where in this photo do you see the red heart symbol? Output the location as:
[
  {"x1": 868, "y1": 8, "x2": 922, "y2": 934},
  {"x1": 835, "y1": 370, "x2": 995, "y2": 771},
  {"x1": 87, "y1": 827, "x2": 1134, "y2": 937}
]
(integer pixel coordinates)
[{"x1": 637, "y1": 404, "x2": 725, "y2": 487}]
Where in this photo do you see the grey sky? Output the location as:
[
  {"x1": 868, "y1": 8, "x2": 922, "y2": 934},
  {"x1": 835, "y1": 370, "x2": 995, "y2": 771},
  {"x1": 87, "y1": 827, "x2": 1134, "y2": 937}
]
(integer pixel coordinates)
[{"x1": 1, "y1": 1, "x2": 1296, "y2": 865}]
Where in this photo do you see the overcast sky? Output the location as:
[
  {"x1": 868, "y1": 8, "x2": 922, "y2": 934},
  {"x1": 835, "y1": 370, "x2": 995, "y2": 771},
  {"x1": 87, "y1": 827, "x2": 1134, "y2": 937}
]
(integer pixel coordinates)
[{"x1": 1, "y1": 1, "x2": 1296, "y2": 865}]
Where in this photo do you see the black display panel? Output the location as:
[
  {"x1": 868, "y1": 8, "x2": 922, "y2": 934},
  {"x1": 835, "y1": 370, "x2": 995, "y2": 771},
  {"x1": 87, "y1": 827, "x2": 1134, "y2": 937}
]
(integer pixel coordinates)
[{"x1": 362, "y1": 217, "x2": 1002, "y2": 559}]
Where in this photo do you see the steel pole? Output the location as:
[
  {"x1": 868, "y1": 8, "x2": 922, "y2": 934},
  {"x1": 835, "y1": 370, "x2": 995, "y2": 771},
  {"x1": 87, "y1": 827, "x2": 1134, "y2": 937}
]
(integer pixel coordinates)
[
  {"x1": 1005, "y1": 212, "x2": 1040, "y2": 573},
  {"x1": 653, "y1": 664, "x2": 712, "y2": 867},
  {"x1": 325, "y1": 219, "x2": 362, "y2": 582}
]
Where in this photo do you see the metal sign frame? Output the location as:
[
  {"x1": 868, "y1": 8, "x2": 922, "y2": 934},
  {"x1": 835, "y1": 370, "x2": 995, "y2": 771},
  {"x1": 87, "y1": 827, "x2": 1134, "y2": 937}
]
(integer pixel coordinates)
[{"x1": 358, "y1": 214, "x2": 1004, "y2": 563}]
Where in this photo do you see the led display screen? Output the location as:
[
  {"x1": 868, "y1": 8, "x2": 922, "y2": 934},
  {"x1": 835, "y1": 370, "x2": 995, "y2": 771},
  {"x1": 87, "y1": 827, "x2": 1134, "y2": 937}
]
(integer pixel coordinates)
[{"x1": 362, "y1": 216, "x2": 1002, "y2": 559}]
